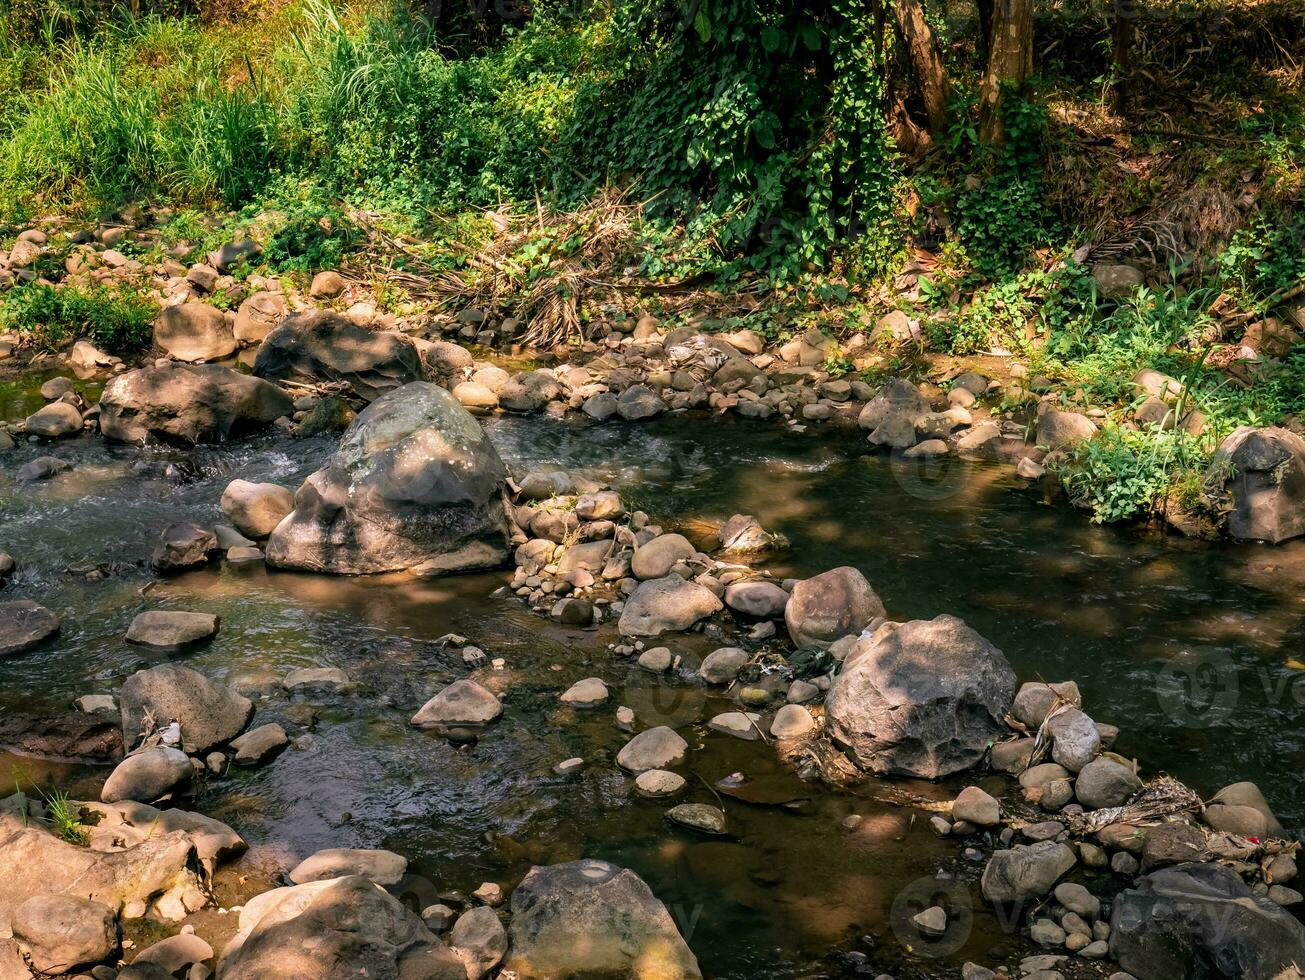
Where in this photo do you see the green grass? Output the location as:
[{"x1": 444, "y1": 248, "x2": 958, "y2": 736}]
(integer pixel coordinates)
[{"x1": 0, "y1": 281, "x2": 158, "y2": 351}]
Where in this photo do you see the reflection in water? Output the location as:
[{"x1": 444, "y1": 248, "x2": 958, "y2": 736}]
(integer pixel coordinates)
[{"x1": 2, "y1": 410, "x2": 1305, "y2": 976}]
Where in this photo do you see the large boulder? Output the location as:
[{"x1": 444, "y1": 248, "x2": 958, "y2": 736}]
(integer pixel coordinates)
[
  {"x1": 1210, "y1": 426, "x2": 1305, "y2": 544},
  {"x1": 154, "y1": 303, "x2": 236, "y2": 362},
  {"x1": 24, "y1": 401, "x2": 82, "y2": 438},
  {"x1": 120, "y1": 665, "x2": 253, "y2": 755},
  {"x1": 824, "y1": 615, "x2": 1016, "y2": 778},
  {"x1": 288, "y1": 848, "x2": 407, "y2": 886},
  {"x1": 0, "y1": 600, "x2": 60, "y2": 658},
  {"x1": 11, "y1": 894, "x2": 117, "y2": 974},
  {"x1": 99, "y1": 364, "x2": 293, "y2": 445},
  {"x1": 1036, "y1": 410, "x2": 1098, "y2": 451},
  {"x1": 1110, "y1": 862, "x2": 1305, "y2": 980},
  {"x1": 785, "y1": 567, "x2": 884, "y2": 648},
  {"x1": 618, "y1": 576, "x2": 723, "y2": 637},
  {"x1": 0, "y1": 806, "x2": 206, "y2": 934},
  {"x1": 266, "y1": 382, "x2": 511, "y2": 575},
  {"x1": 253, "y1": 310, "x2": 422, "y2": 401},
  {"x1": 857, "y1": 379, "x2": 930, "y2": 432},
  {"x1": 504, "y1": 859, "x2": 701, "y2": 978},
  {"x1": 410, "y1": 679, "x2": 503, "y2": 736},
  {"x1": 232, "y1": 291, "x2": 287, "y2": 344},
  {"x1": 631, "y1": 533, "x2": 695, "y2": 580},
  {"x1": 219, "y1": 875, "x2": 466, "y2": 980},
  {"x1": 220, "y1": 479, "x2": 294, "y2": 538}
]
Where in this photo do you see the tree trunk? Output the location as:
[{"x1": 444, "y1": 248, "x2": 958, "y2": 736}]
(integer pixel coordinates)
[
  {"x1": 978, "y1": 0, "x2": 1033, "y2": 143},
  {"x1": 976, "y1": 0, "x2": 995, "y2": 62},
  {"x1": 891, "y1": 0, "x2": 953, "y2": 137},
  {"x1": 1110, "y1": 0, "x2": 1137, "y2": 117}
]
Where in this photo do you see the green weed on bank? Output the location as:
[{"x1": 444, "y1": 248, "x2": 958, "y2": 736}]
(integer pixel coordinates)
[{"x1": 0, "y1": 282, "x2": 157, "y2": 351}]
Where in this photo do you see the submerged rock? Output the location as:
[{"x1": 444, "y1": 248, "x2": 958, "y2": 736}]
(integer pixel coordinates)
[
  {"x1": 99, "y1": 363, "x2": 292, "y2": 445},
  {"x1": 504, "y1": 859, "x2": 701, "y2": 978},
  {"x1": 219, "y1": 874, "x2": 465, "y2": 980},
  {"x1": 0, "y1": 600, "x2": 60, "y2": 658},
  {"x1": 824, "y1": 615, "x2": 1016, "y2": 778},
  {"x1": 253, "y1": 309, "x2": 423, "y2": 400},
  {"x1": 1110, "y1": 862, "x2": 1305, "y2": 980},
  {"x1": 267, "y1": 382, "x2": 511, "y2": 575},
  {"x1": 666, "y1": 803, "x2": 726, "y2": 834}
]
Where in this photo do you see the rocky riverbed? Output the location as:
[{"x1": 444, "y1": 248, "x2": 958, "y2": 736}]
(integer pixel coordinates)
[{"x1": 1, "y1": 236, "x2": 1305, "y2": 979}]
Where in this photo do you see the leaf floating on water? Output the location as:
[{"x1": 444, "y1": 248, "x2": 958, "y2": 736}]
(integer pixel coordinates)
[{"x1": 1286, "y1": 658, "x2": 1305, "y2": 671}]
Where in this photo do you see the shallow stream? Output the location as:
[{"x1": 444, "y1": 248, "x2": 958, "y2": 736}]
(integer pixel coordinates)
[{"x1": 3, "y1": 394, "x2": 1304, "y2": 977}]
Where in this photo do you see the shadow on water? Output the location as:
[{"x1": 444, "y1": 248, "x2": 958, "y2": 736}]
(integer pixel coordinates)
[{"x1": 2, "y1": 408, "x2": 1304, "y2": 976}]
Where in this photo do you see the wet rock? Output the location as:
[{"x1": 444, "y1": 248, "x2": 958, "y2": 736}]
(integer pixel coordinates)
[
  {"x1": 24, "y1": 401, "x2": 82, "y2": 438},
  {"x1": 411, "y1": 680, "x2": 502, "y2": 734},
  {"x1": 14, "y1": 456, "x2": 71, "y2": 481},
  {"x1": 723, "y1": 581, "x2": 788, "y2": 618},
  {"x1": 631, "y1": 533, "x2": 695, "y2": 580},
  {"x1": 953, "y1": 786, "x2": 1001, "y2": 826},
  {"x1": 11, "y1": 894, "x2": 117, "y2": 974},
  {"x1": 708, "y1": 711, "x2": 762, "y2": 740},
  {"x1": 1036, "y1": 410, "x2": 1098, "y2": 451},
  {"x1": 618, "y1": 576, "x2": 722, "y2": 637},
  {"x1": 125, "y1": 611, "x2": 219, "y2": 650},
  {"x1": 857, "y1": 379, "x2": 930, "y2": 432},
  {"x1": 504, "y1": 859, "x2": 700, "y2": 978},
  {"x1": 770, "y1": 704, "x2": 815, "y2": 739},
  {"x1": 617, "y1": 384, "x2": 667, "y2": 420},
  {"x1": 560, "y1": 677, "x2": 609, "y2": 708},
  {"x1": 0, "y1": 710, "x2": 121, "y2": 762},
  {"x1": 1012, "y1": 681, "x2": 1082, "y2": 728},
  {"x1": 230, "y1": 723, "x2": 289, "y2": 766},
  {"x1": 0, "y1": 600, "x2": 60, "y2": 658},
  {"x1": 1210, "y1": 426, "x2": 1305, "y2": 544},
  {"x1": 784, "y1": 566, "x2": 884, "y2": 648},
  {"x1": 1075, "y1": 756, "x2": 1142, "y2": 809},
  {"x1": 100, "y1": 363, "x2": 292, "y2": 445},
  {"x1": 232, "y1": 290, "x2": 287, "y2": 344},
  {"x1": 151, "y1": 523, "x2": 218, "y2": 573},
  {"x1": 219, "y1": 875, "x2": 464, "y2": 979},
  {"x1": 698, "y1": 647, "x2": 748, "y2": 684},
  {"x1": 825, "y1": 615, "x2": 1016, "y2": 778},
  {"x1": 981, "y1": 841, "x2": 1077, "y2": 905},
  {"x1": 288, "y1": 848, "x2": 408, "y2": 886},
  {"x1": 616, "y1": 726, "x2": 687, "y2": 773},
  {"x1": 253, "y1": 310, "x2": 422, "y2": 400},
  {"x1": 666, "y1": 803, "x2": 726, "y2": 834},
  {"x1": 1110, "y1": 862, "x2": 1305, "y2": 980},
  {"x1": 220, "y1": 480, "x2": 294, "y2": 538},
  {"x1": 282, "y1": 667, "x2": 350, "y2": 692},
  {"x1": 101, "y1": 746, "x2": 192, "y2": 803},
  {"x1": 450, "y1": 906, "x2": 506, "y2": 980},
  {"x1": 154, "y1": 303, "x2": 237, "y2": 362},
  {"x1": 498, "y1": 370, "x2": 560, "y2": 412},
  {"x1": 582, "y1": 391, "x2": 618, "y2": 420},
  {"x1": 634, "y1": 769, "x2": 686, "y2": 798},
  {"x1": 1204, "y1": 781, "x2": 1285, "y2": 838},
  {"x1": 120, "y1": 664, "x2": 254, "y2": 755},
  {"x1": 637, "y1": 646, "x2": 672, "y2": 672},
  {"x1": 267, "y1": 383, "x2": 511, "y2": 575},
  {"x1": 1046, "y1": 707, "x2": 1101, "y2": 772}
]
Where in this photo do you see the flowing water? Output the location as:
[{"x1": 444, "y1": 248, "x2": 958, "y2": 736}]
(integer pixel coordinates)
[{"x1": 3, "y1": 392, "x2": 1305, "y2": 977}]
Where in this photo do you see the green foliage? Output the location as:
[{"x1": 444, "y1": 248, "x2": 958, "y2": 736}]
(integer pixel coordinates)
[
  {"x1": 1217, "y1": 206, "x2": 1305, "y2": 300},
  {"x1": 0, "y1": 282, "x2": 158, "y2": 351},
  {"x1": 1052, "y1": 423, "x2": 1207, "y2": 525},
  {"x1": 41, "y1": 788, "x2": 89, "y2": 846}
]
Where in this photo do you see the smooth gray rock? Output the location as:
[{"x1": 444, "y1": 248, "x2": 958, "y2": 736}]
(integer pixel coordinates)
[
  {"x1": 120, "y1": 664, "x2": 253, "y2": 755},
  {"x1": 981, "y1": 841, "x2": 1077, "y2": 905},
  {"x1": 101, "y1": 747, "x2": 192, "y2": 803},
  {"x1": 288, "y1": 848, "x2": 408, "y2": 886},
  {"x1": 253, "y1": 309, "x2": 422, "y2": 400},
  {"x1": 618, "y1": 576, "x2": 722, "y2": 636},
  {"x1": 11, "y1": 894, "x2": 116, "y2": 973},
  {"x1": 125, "y1": 611, "x2": 218, "y2": 650},
  {"x1": 785, "y1": 566, "x2": 884, "y2": 648}
]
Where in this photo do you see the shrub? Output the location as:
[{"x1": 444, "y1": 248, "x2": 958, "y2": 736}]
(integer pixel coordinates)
[{"x1": 0, "y1": 283, "x2": 158, "y2": 351}]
